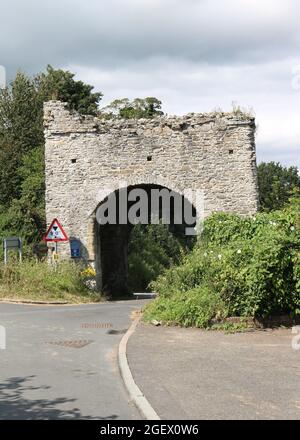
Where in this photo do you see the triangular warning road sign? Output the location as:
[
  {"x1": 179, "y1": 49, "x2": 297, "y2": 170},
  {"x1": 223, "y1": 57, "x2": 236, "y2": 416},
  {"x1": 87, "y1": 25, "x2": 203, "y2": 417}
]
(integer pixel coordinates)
[{"x1": 44, "y1": 218, "x2": 69, "y2": 242}]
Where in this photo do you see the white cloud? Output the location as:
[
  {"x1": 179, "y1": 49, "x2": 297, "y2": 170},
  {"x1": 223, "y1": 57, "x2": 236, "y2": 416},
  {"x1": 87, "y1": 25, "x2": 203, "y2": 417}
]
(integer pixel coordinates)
[
  {"x1": 0, "y1": 0, "x2": 299, "y2": 168},
  {"x1": 68, "y1": 57, "x2": 300, "y2": 168},
  {"x1": 1, "y1": 0, "x2": 300, "y2": 71}
]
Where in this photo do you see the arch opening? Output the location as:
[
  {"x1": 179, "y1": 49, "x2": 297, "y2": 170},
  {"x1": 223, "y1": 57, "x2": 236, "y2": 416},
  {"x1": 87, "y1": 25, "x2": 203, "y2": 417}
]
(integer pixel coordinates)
[{"x1": 93, "y1": 184, "x2": 197, "y2": 297}]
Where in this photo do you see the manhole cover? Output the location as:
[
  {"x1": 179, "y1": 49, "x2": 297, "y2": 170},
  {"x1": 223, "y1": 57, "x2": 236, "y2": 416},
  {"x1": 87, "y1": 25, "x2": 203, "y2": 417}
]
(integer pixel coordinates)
[
  {"x1": 45, "y1": 340, "x2": 93, "y2": 348},
  {"x1": 106, "y1": 329, "x2": 127, "y2": 335}
]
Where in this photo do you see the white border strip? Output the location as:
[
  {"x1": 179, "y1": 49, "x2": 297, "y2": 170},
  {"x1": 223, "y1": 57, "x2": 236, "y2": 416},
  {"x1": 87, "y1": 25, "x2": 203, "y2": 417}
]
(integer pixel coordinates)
[{"x1": 118, "y1": 317, "x2": 160, "y2": 420}]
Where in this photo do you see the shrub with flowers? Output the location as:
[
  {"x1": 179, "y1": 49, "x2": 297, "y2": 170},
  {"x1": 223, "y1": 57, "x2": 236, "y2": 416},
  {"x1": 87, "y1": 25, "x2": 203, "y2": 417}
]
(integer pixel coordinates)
[
  {"x1": 144, "y1": 198, "x2": 300, "y2": 327},
  {"x1": 80, "y1": 266, "x2": 96, "y2": 279}
]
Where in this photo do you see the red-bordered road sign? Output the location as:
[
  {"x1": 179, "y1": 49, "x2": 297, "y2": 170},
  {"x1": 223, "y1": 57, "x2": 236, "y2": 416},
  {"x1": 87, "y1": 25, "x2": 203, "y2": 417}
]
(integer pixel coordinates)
[{"x1": 44, "y1": 218, "x2": 69, "y2": 242}]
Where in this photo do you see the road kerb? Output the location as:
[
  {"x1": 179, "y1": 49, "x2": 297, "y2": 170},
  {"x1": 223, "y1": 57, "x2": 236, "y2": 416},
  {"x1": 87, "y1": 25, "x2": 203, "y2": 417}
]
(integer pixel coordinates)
[{"x1": 118, "y1": 316, "x2": 160, "y2": 420}]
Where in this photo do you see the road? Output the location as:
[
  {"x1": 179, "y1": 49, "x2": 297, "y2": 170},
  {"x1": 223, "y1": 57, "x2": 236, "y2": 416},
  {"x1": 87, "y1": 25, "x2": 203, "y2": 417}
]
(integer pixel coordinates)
[
  {"x1": 0, "y1": 300, "x2": 146, "y2": 420},
  {"x1": 128, "y1": 323, "x2": 300, "y2": 420}
]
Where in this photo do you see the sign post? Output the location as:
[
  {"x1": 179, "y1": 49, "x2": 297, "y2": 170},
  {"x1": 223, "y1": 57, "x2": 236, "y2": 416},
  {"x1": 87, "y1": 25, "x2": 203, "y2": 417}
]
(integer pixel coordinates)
[{"x1": 44, "y1": 218, "x2": 69, "y2": 266}]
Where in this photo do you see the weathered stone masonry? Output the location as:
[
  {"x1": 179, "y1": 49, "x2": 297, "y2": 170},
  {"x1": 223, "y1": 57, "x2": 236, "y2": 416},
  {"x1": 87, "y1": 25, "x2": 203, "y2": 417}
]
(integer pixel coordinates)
[{"x1": 44, "y1": 101, "x2": 259, "y2": 291}]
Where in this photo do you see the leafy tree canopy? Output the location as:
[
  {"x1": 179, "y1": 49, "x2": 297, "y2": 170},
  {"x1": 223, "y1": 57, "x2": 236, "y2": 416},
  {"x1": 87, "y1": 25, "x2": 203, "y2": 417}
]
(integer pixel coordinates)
[
  {"x1": 257, "y1": 161, "x2": 300, "y2": 211},
  {"x1": 101, "y1": 97, "x2": 164, "y2": 119},
  {"x1": 0, "y1": 66, "x2": 103, "y2": 246},
  {"x1": 37, "y1": 65, "x2": 102, "y2": 116}
]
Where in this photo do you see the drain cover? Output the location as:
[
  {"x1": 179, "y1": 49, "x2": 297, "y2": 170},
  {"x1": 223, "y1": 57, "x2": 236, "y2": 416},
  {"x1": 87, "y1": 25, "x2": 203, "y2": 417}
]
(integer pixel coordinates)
[
  {"x1": 106, "y1": 329, "x2": 127, "y2": 335},
  {"x1": 45, "y1": 340, "x2": 93, "y2": 348}
]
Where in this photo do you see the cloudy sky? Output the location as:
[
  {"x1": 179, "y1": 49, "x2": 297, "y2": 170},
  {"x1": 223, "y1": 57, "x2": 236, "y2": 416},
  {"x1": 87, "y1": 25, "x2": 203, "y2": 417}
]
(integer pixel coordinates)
[{"x1": 1, "y1": 0, "x2": 299, "y2": 168}]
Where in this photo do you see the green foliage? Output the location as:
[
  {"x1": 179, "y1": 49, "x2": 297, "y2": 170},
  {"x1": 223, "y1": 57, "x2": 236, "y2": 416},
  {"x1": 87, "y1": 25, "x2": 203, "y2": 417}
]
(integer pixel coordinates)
[
  {"x1": 257, "y1": 161, "x2": 300, "y2": 211},
  {"x1": 0, "y1": 72, "x2": 44, "y2": 205},
  {"x1": 143, "y1": 285, "x2": 226, "y2": 328},
  {"x1": 37, "y1": 65, "x2": 103, "y2": 115},
  {"x1": 0, "y1": 147, "x2": 46, "y2": 245},
  {"x1": 209, "y1": 321, "x2": 253, "y2": 333},
  {"x1": 0, "y1": 67, "x2": 103, "y2": 249},
  {"x1": 146, "y1": 205, "x2": 300, "y2": 327},
  {"x1": 0, "y1": 260, "x2": 102, "y2": 303},
  {"x1": 101, "y1": 97, "x2": 164, "y2": 119},
  {"x1": 127, "y1": 223, "x2": 185, "y2": 293}
]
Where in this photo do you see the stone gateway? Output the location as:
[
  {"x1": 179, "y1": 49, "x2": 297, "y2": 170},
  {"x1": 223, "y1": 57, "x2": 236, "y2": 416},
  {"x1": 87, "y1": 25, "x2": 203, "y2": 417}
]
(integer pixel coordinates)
[{"x1": 44, "y1": 101, "x2": 259, "y2": 294}]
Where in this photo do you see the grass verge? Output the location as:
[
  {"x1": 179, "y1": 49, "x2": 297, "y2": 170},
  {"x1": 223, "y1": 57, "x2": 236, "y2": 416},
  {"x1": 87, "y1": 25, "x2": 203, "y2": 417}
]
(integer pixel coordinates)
[{"x1": 0, "y1": 260, "x2": 103, "y2": 303}]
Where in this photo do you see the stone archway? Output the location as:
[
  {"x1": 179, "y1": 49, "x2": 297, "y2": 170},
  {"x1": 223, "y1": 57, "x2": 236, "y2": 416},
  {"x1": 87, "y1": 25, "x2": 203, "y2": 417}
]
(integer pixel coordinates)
[
  {"x1": 44, "y1": 100, "x2": 259, "y2": 293},
  {"x1": 91, "y1": 183, "x2": 197, "y2": 295}
]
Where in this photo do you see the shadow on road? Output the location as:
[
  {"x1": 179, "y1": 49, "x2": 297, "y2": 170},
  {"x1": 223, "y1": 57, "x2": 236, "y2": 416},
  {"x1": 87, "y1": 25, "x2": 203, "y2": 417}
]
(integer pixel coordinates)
[{"x1": 0, "y1": 376, "x2": 118, "y2": 420}]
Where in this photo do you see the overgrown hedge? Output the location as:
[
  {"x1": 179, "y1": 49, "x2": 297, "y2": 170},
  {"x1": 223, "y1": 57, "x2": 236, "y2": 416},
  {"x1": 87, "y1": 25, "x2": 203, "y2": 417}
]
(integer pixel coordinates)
[
  {"x1": 128, "y1": 223, "x2": 186, "y2": 292},
  {"x1": 144, "y1": 200, "x2": 300, "y2": 327}
]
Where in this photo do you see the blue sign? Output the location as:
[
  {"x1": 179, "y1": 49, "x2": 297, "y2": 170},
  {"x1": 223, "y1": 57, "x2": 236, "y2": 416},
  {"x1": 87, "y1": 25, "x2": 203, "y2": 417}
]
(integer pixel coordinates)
[
  {"x1": 70, "y1": 239, "x2": 81, "y2": 258},
  {"x1": 71, "y1": 248, "x2": 80, "y2": 258}
]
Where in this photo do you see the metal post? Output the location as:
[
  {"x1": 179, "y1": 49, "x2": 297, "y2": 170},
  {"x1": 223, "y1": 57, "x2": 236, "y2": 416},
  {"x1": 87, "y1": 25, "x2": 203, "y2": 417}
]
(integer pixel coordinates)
[
  {"x1": 19, "y1": 238, "x2": 22, "y2": 262},
  {"x1": 53, "y1": 241, "x2": 58, "y2": 270}
]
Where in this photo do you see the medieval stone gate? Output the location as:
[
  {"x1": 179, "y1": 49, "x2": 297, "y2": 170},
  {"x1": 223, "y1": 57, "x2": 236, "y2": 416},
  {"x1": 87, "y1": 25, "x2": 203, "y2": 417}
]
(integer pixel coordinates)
[{"x1": 44, "y1": 101, "x2": 258, "y2": 294}]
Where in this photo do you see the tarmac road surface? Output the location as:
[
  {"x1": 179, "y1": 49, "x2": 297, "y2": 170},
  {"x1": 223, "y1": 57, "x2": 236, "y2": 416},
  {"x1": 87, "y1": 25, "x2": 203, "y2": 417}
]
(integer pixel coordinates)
[{"x1": 0, "y1": 300, "x2": 146, "y2": 420}]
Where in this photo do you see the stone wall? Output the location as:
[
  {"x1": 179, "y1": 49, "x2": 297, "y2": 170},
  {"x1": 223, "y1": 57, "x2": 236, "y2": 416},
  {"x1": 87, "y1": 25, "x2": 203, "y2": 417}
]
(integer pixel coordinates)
[{"x1": 44, "y1": 100, "x2": 259, "y2": 272}]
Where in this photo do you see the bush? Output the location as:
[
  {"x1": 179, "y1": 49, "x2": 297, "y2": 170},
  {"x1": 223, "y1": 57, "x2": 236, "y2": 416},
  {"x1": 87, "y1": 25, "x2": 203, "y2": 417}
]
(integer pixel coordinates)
[
  {"x1": 143, "y1": 285, "x2": 226, "y2": 328},
  {"x1": 127, "y1": 223, "x2": 186, "y2": 292},
  {"x1": 145, "y1": 203, "x2": 300, "y2": 326}
]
